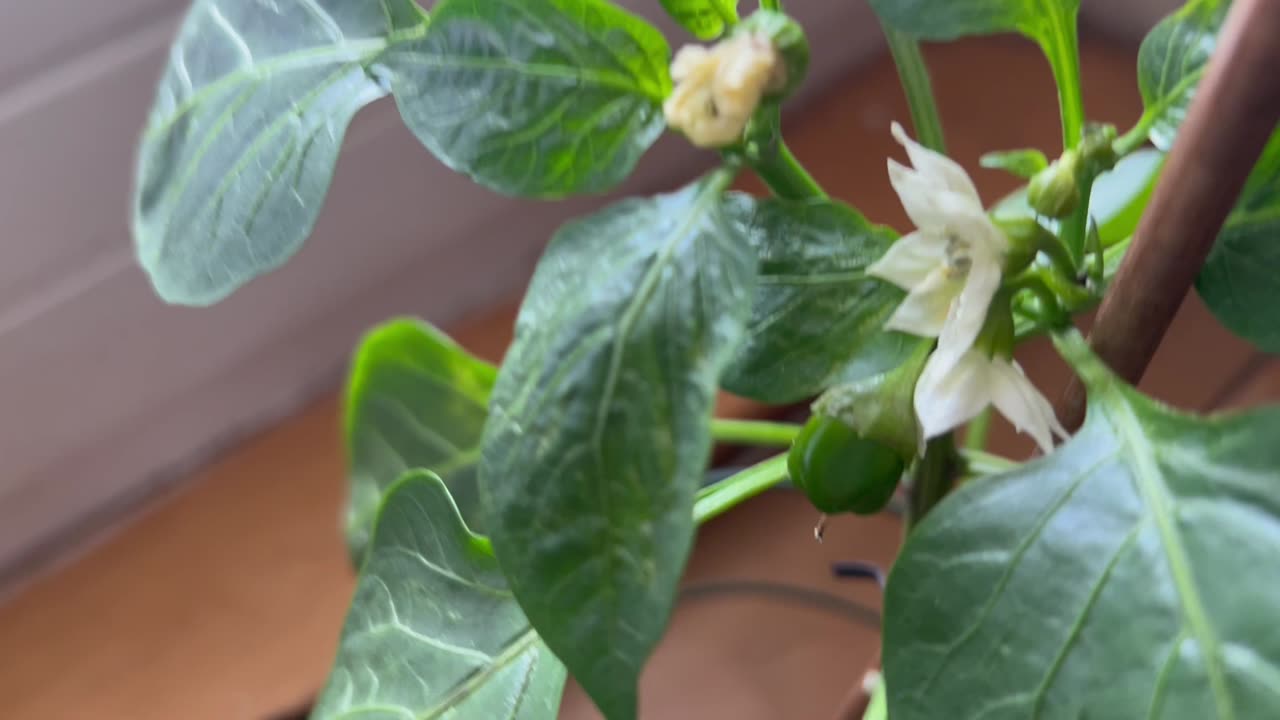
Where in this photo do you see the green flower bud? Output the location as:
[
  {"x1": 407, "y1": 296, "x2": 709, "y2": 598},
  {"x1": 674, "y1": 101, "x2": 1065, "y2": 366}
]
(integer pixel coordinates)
[
  {"x1": 993, "y1": 215, "x2": 1056, "y2": 275},
  {"x1": 733, "y1": 10, "x2": 809, "y2": 100},
  {"x1": 1079, "y1": 123, "x2": 1119, "y2": 174},
  {"x1": 1027, "y1": 149, "x2": 1081, "y2": 218}
]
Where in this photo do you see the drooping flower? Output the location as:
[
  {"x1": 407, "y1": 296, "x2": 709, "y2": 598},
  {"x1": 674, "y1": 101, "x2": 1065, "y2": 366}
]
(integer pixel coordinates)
[
  {"x1": 914, "y1": 349, "x2": 1067, "y2": 454},
  {"x1": 664, "y1": 33, "x2": 780, "y2": 148},
  {"x1": 870, "y1": 123, "x2": 1066, "y2": 452},
  {"x1": 868, "y1": 122, "x2": 1008, "y2": 372}
]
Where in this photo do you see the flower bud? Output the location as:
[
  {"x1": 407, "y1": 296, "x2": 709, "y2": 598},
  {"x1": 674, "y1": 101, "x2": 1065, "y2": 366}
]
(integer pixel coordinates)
[
  {"x1": 664, "y1": 32, "x2": 780, "y2": 148},
  {"x1": 731, "y1": 10, "x2": 809, "y2": 100},
  {"x1": 1027, "y1": 149, "x2": 1081, "y2": 218},
  {"x1": 993, "y1": 215, "x2": 1057, "y2": 275}
]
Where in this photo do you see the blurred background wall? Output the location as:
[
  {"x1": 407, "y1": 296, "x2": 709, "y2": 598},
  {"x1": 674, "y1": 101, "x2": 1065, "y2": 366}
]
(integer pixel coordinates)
[{"x1": 0, "y1": 0, "x2": 1180, "y2": 582}]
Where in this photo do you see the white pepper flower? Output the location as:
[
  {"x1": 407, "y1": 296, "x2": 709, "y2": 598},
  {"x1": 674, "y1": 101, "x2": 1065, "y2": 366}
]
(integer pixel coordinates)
[
  {"x1": 664, "y1": 33, "x2": 779, "y2": 148},
  {"x1": 868, "y1": 122, "x2": 1008, "y2": 372},
  {"x1": 914, "y1": 349, "x2": 1068, "y2": 453},
  {"x1": 871, "y1": 123, "x2": 1066, "y2": 452}
]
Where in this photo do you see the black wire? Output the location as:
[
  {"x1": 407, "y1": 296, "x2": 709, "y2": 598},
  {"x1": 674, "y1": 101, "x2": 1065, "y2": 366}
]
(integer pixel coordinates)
[{"x1": 679, "y1": 578, "x2": 882, "y2": 631}]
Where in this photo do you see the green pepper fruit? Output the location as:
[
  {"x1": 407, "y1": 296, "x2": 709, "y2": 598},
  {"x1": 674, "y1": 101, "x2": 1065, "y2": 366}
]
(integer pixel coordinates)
[{"x1": 788, "y1": 415, "x2": 905, "y2": 515}]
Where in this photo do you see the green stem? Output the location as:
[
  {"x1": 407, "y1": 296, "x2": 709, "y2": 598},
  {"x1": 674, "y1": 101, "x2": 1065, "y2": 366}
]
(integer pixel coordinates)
[
  {"x1": 746, "y1": 108, "x2": 827, "y2": 200},
  {"x1": 862, "y1": 675, "x2": 888, "y2": 720},
  {"x1": 964, "y1": 408, "x2": 991, "y2": 452},
  {"x1": 1009, "y1": 272, "x2": 1067, "y2": 324},
  {"x1": 1037, "y1": 232, "x2": 1079, "y2": 280},
  {"x1": 694, "y1": 454, "x2": 790, "y2": 524},
  {"x1": 907, "y1": 434, "x2": 958, "y2": 527},
  {"x1": 883, "y1": 27, "x2": 946, "y2": 153},
  {"x1": 709, "y1": 418, "x2": 801, "y2": 447},
  {"x1": 959, "y1": 448, "x2": 1020, "y2": 477},
  {"x1": 1042, "y1": 16, "x2": 1085, "y2": 150},
  {"x1": 760, "y1": 0, "x2": 781, "y2": 11},
  {"x1": 1114, "y1": 114, "x2": 1155, "y2": 157},
  {"x1": 713, "y1": 1, "x2": 737, "y2": 26}
]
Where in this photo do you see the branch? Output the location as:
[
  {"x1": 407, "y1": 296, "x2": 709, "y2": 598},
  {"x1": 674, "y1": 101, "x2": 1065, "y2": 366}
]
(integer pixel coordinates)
[{"x1": 1057, "y1": 0, "x2": 1280, "y2": 429}]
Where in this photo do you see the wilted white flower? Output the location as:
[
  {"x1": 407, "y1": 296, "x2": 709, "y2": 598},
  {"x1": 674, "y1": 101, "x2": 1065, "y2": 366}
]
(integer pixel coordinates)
[
  {"x1": 868, "y1": 122, "x2": 1008, "y2": 371},
  {"x1": 915, "y1": 349, "x2": 1067, "y2": 453},
  {"x1": 664, "y1": 33, "x2": 779, "y2": 148}
]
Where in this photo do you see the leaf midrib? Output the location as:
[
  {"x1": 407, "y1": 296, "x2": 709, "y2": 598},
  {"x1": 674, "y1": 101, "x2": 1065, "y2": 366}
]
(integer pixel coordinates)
[
  {"x1": 1104, "y1": 389, "x2": 1235, "y2": 719},
  {"x1": 145, "y1": 21, "x2": 428, "y2": 139},
  {"x1": 389, "y1": 54, "x2": 665, "y2": 104}
]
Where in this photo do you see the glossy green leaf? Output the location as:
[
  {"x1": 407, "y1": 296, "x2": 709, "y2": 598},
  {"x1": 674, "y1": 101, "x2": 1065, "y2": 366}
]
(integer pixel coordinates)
[
  {"x1": 386, "y1": 0, "x2": 671, "y2": 198},
  {"x1": 481, "y1": 171, "x2": 755, "y2": 720},
  {"x1": 1091, "y1": 148, "x2": 1163, "y2": 248},
  {"x1": 344, "y1": 318, "x2": 497, "y2": 565},
  {"x1": 866, "y1": 0, "x2": 1079, "y2": 44},
  {"x1": 980, "y1": 148, "x2": 1048, "y2": 179},
  {"x1": 1197, "y1": 129, "x2": 1280, "y2": 353},
  {"x1": 1136, "y1": 0, "x2": 1229, "y2": 151},
  {"x1": 314, "y1": 471, "x2": 566, "y2": 720},
  {"x1": 721, "y1": 197, "x2": 915, "y2": 404},
  {"x1": 884, "y1": 332, "x2": 1280, "y2": 719},
  {"x1": 133, "y1": 0, "x2": 428, "y2": 305},
  {"x1": 659, "y1": 0, "x2": 738, "y2": 40}
]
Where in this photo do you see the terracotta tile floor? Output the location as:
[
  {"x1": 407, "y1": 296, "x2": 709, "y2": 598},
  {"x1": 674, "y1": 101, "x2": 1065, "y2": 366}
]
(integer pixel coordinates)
[{"x1": 2, "y1": 35, "x2": 1276, "y2": 720}]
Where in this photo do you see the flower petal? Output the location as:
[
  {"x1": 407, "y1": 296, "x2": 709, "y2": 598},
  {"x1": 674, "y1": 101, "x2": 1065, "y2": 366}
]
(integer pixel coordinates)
[
  {"x1": 867, "y1": 230, "x2": 949, "y2": 290},
  {"x1": 987, "y1": 359, "x2": 1068, "y2": 453},
  {"x1": 933, "y1": 246, "x2": 1003, "y2": 371},
  {"x1": 891, "y1": 122, "x2": 981, "y2": 204},
  {"x1": 884, "y1": 269, "x2": 959, "y2": 338},
  {"x1": 913, "y1": 349, "x2": 992, "y2": 440}
]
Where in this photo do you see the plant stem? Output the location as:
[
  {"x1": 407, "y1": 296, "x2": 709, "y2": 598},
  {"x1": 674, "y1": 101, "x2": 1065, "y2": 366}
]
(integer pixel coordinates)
[
  {"x1": 747, "y1": 108, "x2": 827, "y2": 200},
  {"x1": 963, "y1": 409, "x2": 991, "y2": 452},
  {"x1": 709, "y1": 418, "x2": 801, "y2": 447},
  {"x1": 862, "y1": 676, "x2": 888, "y2": 720},
  {"x1": 907, "y1": 435, "x2": 958, "y2": 527},
  {"x1": 694, "y1": 454, "x2": 790, "y2": 524},
  {"x1": 1113, "y1": 114, "x2": 1155, "y2": 157},
  {"x1": 1042, "y1": 16, "x2": 1085, "y2": 150},
  {"x1": 959, "y1": 448, "x2": 1020, "y2": 477},
  {"x1": 883, "y1": 28, "x2": 946, "y2": 154},
  {"x1": 760, "y1": 0, "x2": 781, "y2": 11}
]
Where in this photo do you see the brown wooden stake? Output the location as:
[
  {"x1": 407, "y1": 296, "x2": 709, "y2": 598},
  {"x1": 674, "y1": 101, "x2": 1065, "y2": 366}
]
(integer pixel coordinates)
[{"x1": 1057, "y1": 0, "x2": 1280, "y2": 429}]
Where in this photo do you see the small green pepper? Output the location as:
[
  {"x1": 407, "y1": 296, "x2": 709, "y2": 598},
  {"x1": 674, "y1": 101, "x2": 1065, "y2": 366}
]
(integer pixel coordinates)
[{"x1": 788, "y1": 415, "x2": 905, "y2": 515}]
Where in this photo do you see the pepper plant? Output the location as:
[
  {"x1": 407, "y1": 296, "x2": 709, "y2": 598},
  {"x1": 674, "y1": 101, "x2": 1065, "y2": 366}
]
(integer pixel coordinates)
[{"x1": 131, "y1": 0, "x2": 1280, "y2": 717}]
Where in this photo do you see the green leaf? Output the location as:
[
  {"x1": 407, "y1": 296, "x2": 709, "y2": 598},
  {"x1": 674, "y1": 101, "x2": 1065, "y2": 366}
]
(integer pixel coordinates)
[
  {"x1": 866, "y1": 0, "x2": 1079, "y2": 44},
  {"x1": 344, "y1": 318, "x2": 497, "y2": 565},
  {"x1": 132, "y1": 0, "x2": 429, "y2": 306},
  {"x1": 386, "y1": 0, "x2": 671, "y2": 198},
  {"x1": 481, "y1": 171, "x2": 755, "y2": 720},
  {"x1": 659, "y1": 0, "x2": 738, "y2": 40},
  {"x1": 1090, "y1": 148, "x2": 1163, "y2": 248},
  {"x1": 1197, "y1": 128, "x2": 1280, "y2": 352},
  {"x1": 721, "y1": 197, "x2": 916, "y2": 404},
  {"x1": 1136, "y1": 0, "x2": 1229, "y2": 151},
  {"x1": 980, "y1": 148, "x2": 1049, "y2": 179},
  {"x1": 313, "y1": 471, "x2": 566, "y2": 720},
  {"x1": 883, "y1": 332, "x2": 1280, "y2": 720},
  {"x1": 869, "y1": 0, "x2": 1083, "y2": 146}
]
